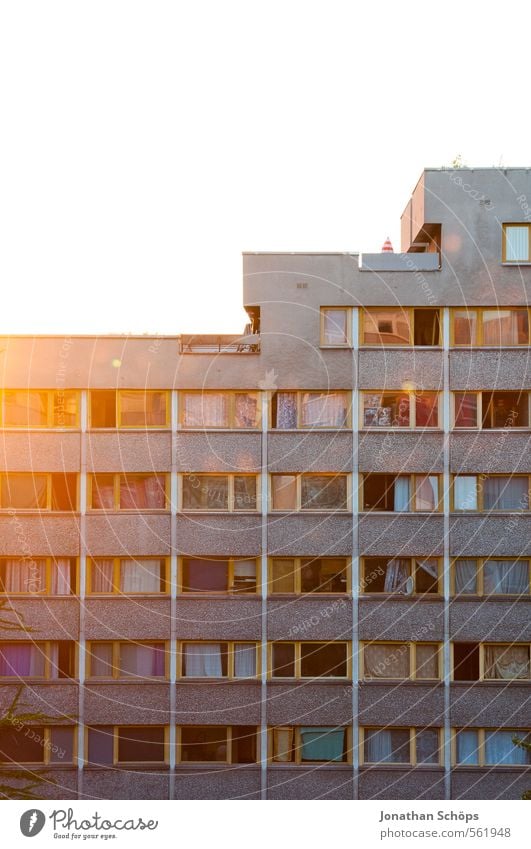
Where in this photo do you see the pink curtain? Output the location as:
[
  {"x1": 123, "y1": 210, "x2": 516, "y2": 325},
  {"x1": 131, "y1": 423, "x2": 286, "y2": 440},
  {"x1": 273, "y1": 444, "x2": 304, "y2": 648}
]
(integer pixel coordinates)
[
  {"x1": 51, "y1": 559, "x2": 72, "y2": 594},
  {"x1": 5, "y1": 559, "x2": 46, "y2": 593},
  {"x1": 91, "y1": 559, "x2": 114, "y2": 593}
]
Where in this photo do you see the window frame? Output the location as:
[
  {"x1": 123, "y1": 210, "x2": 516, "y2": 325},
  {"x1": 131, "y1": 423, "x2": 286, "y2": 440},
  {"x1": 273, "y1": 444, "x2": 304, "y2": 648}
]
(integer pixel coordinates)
[
  {"x1": 87, "y1": 473, "x2": 169, "y2": 512},
  {"x1": 360, "y1": 727, "x2": 443, "y2": 766},
  {"x1": 180, "y1": 473, "x2": 259, "y2": 513},
  {"x1": 268, "y1": 641, "x2": 351, "y2": 680},
  {"x1": 360, "y1": 307, "x2": 442, "y2": 348},
  {"x1": 0, "y1": 640, "x2": 77, "y2": 680},
  {"x1": 270, "y1": 473, "x2": 350, "y2": 512},
  {"x1": 452, "y1": 391, "x2": 530, "y2": 430},
  {"x1": 451, "y1": 642, "x2": 531, "y2": 682},
  {"x1": 268, "y1": 557, "x2": 351, "y2": 595},
  {"x1": 502, "y1": 224, "x2": 531, "y2": 264},
  {"x1": 0, "y1": 389, "x2": 80, "y2": 429},
  {"x1": 452, "y1": 727, "x2": 531, "y2": 767},
  {"x1": 271, "y1": 390, "x2": 351, "y2": 429},
  {"x1": 179, "y1": 390, "x2": 261, "y2": 429},
  {"x1": 451, "y1": 558, "x2": 531, "y2": 597},
  {"x1": 451, "y1": 474, "x2": 531, "y2": 512},
  {"x1": 176, "y1": 725, "x2": 259, "y2": 765},
  {"x1": 450, "y1": 306, "x2": 531, "y2": 346},
  {"x1": 85, "y1": 725, "x2": 169, "y2": 766},
  {"x1": 88, "y1": 390, "x2": 170, "y2": 429},
  {"x1": 0, "y1": 725, "x2": 78, "y2": 766},
  {"x1": 268, "y1": 726, "x2": 352, "y2": 764},
  {"x1": 360, "y1": 390, "x2": 441, "y2": 430},
  {"x1": 86, "y1": 557, "x2": 169, "y2": 595},
  {"x1": 0, "y1": 473, "x2": 79, "y2": 512},
  {"x1": 320, "y1": 307, "x2": 352, "y2": 348},
  {"x1": 0, "y1": 557, "x2": 78, "y2": 596},
  {"x1": 360, "y1": 557, "x2": 442, "y2": 596},
  {"x1": 86, "y1": 640, "x2": 169, "y2": 680},
  {"x1": 361, "y1": 641, "x2": 442, "y2": 681},
  {"x1": 178, "y1": 557, "x2": 259, "y2": 595},
  {"x1": 177, "y1": 641, "x2": 260, "y2": 680},
  {"x1": 360, "y1": 473, "x2": 442, "y2": 513}
]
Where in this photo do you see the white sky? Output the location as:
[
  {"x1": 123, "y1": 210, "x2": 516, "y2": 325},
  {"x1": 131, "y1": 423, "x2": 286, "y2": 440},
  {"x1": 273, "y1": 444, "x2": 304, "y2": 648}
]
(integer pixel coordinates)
[{"x1": 1, "y1": 0, "x2": 530, "y2": 334}]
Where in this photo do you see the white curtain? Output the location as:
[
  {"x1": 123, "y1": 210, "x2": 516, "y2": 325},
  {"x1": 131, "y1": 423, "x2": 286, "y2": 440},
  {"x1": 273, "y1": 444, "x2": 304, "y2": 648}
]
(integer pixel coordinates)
[
  {"x1": 365, "y1": 729, "x2": 393, "y2": 762},
  {"x1": 384, "y1": 559, "x2": 411, "y2": 594},
  {"x1": 455, "y1": 560, "x2": 477, "y2": 594},
  {"x1": 364, "y1": 644, "x2": 409, "y2": 678},
  {"x1": 120, "y1": 560, "x2": 161, "y2": 593},
  {"x1": 48, "y1": 642, "x2": 60, "y2": 679},
  {"x1": 323, "y1": 309, "x2": 347, "y2": 345},
  {"x1": 275, "y1": 393, "x2": 298, "y2": 429},
  {"x1": 456, "y1": 730, "x2": 479, "y2": 765},
  {"x1": 483, "y1": 309, "x2": 525, "y2": 344},
  {"x1": 183, "y1": 393, "x2": 228, "y2": 427},
  {"x1": 233, "y1": 644, "x2": 256, "y2": 677},
  {"x1": 484, "y1": 477, "x2": 528, "y2": 511},
  {"x1": 485, "y1": 731, "x2": 529, "y2": 765},
  {"x1": 484, "y1": 645, "x2": 529, "y2": 679},
  {"x1": 91, "y1": 559, "x2": 114, "y2": 593},
  {"x1": 184, "y1": 643, "x2": 223, "y2": 677},
  {"x1": 51, "y1": 559, "x2": 72, "y2": 594},
  {"x1": 415, "y1": 476, "x2": 437, "y2": 511},
  {"x1": 301, "y1": 393, "x2": 347, "y2": 427},
  {"x1": 394, "y1": 477, "x2": 410, "y2": 512},
  {"x1": 5, "y1": 559, "x2": 46, "y2": 593},
  {"x1": 454, "y1": 476, "x2": 478, "y2": 510},
  {"x1": 484, "y1": 560, "x2": 528, "y2": 594},
  {"x1": 90, "y1": 643, "x2": 113, "y2": 677}
]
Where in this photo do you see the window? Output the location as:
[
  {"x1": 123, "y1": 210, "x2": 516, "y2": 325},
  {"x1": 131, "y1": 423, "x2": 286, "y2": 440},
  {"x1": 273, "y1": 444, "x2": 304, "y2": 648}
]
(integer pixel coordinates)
[
  {"x1": 271, "y1": 474, "x2": 348, "y2": 511},
  {"x1": 452, "y1": 475, "x2": 530, "y2": 512},
  {"x1": 362, "y1": 474, "x2": 440, "y2": 512},
  {"x1": 502, "y1": 224, "x2": 531, "y2": 263},
  {"x1": 178, "y1": 726, "x2": 258, "y2": 764},
  {"x1": 0, "y1": 473, "x2": 77, "y2": 511},
  {"x1": 0, "y1": 558, "x2": 76, "y2": 595},
  {"x1": 181, "y1": 474, "x2": 257, "y2": 511},
  {"x1": 453, "y1": 559, "x2": 530, "y2": 596},
  {"x1": 454, "y1": 729, "x2": 531, "y2": 766},
  {"x1": 87, "y1": 558, "x2": 167, "y2": 594},
  {"x1": 269, "y1": 558, "x2": 349, "y2": 594},
  {"x1": 89, "y1": 390, "x2": 169, "y2": 428},
  {"x1": 452, "y1": 643, "x2": 530, "y2": 681},
  {"x1": 453, "y1": 391, "x2": 529, "y2": 428},
  {"x1": 0, "y1": 641, "x2": 75, "y2": 679},
  {"x1": 362, "y1": 391, "x2": 440, "y2": 428},
  {"x1": 362, "y1": 642, "x2": 440, "y2": 680},
  {"x1": 0, "y1": 390, "x2": 79, "y2": 428},
  {"x1": 0, "y1": 726, "x2": 76, "y2": 765},
  {"x1": 89, "y1": 474, "x2": 168, "y2": 510},
  {"x1": 86, "y1": 726, "x2": 167, "y2": 765},
  {"x1": 180, "y1": 558, "x2": 258, "y2": 594},
  {"x1": 270, "y1": 642, "x2": 349, "y2": 679},
  {"x1": 452, "y1": 307, "x2": 530, "y2": 346},
  {"x1": 320, "y1": 308, "x2": 350, "y2": 346},
  {"x1": 361, "y1": 308, "x2": 441, "y2": 346},
  {"x1": 180, "y1": 392, "x2": 259, "y2": 428},
  {"x1": 361, "y1": 557, "x2": 440, "y2": 595},
  {"x1": 270, "y1": 726, "x2": 350, "y2": 763},
  {"x1": 87, "y1": 642, "x2": 167, "y2": 679},
  {"x1": 179, "y1": 642, "x2": 258, "y2": 679},
  {"x1": 362, "y1": 728, "x2": 441, "y2": 765},
  {"x1": 271, "y1": 391, "x2": 349, "y2": 428}
]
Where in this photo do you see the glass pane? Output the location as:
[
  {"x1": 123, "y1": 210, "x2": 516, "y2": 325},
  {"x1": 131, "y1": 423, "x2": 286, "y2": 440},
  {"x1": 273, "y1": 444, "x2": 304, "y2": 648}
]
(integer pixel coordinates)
[
  {"x1": 456, "y1": 729, "x2": 479, "y2": 765},
  {"x1": 482, "y1": 391, "x2": 529, "y2": 429},
  {"x1": 91, "y1": 475, "x2": 114, "y2": 509},
  {"x1": 363, "y1": 309, "x2": 410, "y2": 345},
  {"x1": 485, "y1": 731, "x2": 530, "y2": 765},
  {"x1": 3, "y1": 390, "x2": 48, "y2": 427},
  {"x1": 87, "y1": 727, "x2": 114, "y2": 765},
  {"x1": 53, "y1": 390, "x2": 78, "y2": 427},
  {"x1": 182, "y1": 393, "x2": 229, "y2": 427},
  {"x1": 363, "y1": 393, "x2": 409, "y2": 427},
  {"x1": 232, "y1": 726, "x2": 257, "y2": 763},
  {"x1": 301, "y1": 392, "x2": 348, "y2": 428},
  {"x1": 1, "y1": 558, "x2": 46, "y2": 593},
  {"x1": 51, "y1": 559, "x2": 74, "y2": 594},
  {"x1": 182, "y1": 559, "x2": 228, "y2": 592},
  {"x1": 182, "y1": 475, "x2": 228, "y2": 510},
  {"x1": 505, "y1": 226, "x2": 529, "y2": 262},
  {"x1": 415, "y1": 559, "x2": 439, "y2": 594},
  {"x1": 0, "y1": 644, "x2": 45, "y2": 677},
  {"x1": 1, "y1": 474, "x2": 47, "y2": 509},
  {"x1": 484, "y1": 560, "x2": 528, "y2": 595},
  {"x1": 364, "y1": 728, "x2": 410, "y2": 763},
  {"x1": 89, "y1": 643, "x2": 114, "y2": 677},
  {"x1": 415, "y1": 476, "x2": 438, "y2": 511},
  {"x1": 484, "y1": 476, "x2": 528, "y2": 511},
  {"x1": 51, "y1": 473, "x2": 77, "y2": 510},
  {"x1": 183, "y1": 643, "x2": 227, "y2": 677},
  {"x1": 49, "y1": 727, "x2": 75, "y2": 764},
  {"x1": 0, "y1": 726, "x2": 44, "y2": 762},
  {"x1": 234, "y1": 393, "x2": 259, "y2": 428},
  {"x1": 120, "y1": 644, "x2": 165, "y2": 678},
  {"x1": 120, "y1": 559, "x2": 163, "y2": 593},
  {"x1": 414, "y1": 309, "x2": 440, "y2": 346},
  {"x1": 454, "y1": 560, "x2": 477, "y2": 594},
  {"x1": 483, "y1": 309, "x2": 529, "y2": 345},
  {"x1": 271, "y1": 475, "x2": 297, "y2": 510},
  {"x1": 301, "y1": 475, "x2": 347, "y2": 510},
  {"x1": 90, "y1": 391, "x2": 116, "y2": 428},
  {"x1": 415, "y1": 393, "x2": 439, "y2": 427},
  {"x1": 233, "y1": 476, "x2": 256, "y2": 510},
  {"x1": 118, "y1": 727, "x2": 165, "y2": 763},
  {"x1": 120, "y1": 391, "x2": 167, "y2": 427},
  {"x1": 416, "y1": 729, "x2": 440, "y2": 764},
  {"x1": 454, "y1": 476, "x2": 478, "y2": 510},
  {"x1": 232, "y1": 560, "x2": 257, "y2": 593},
  {"x1": 233, "y1": 644, "x2": 256, "y2": 677},
  {"x1": 300, "y1": 558, "x2": 348, "y2": 593},
  {"x1": 273, "y1": 727, "x2": 294, "y2": 762},
  {"x1": 364, "y1": 644, "x2": 409, "y2": 678},
  {"x1": 454, "y1": 309, "x2": 477, "y2": 345},
  {"x1": 300, "y1": 643, "x2": 347, "y2": 677},
  {"x1": 415, "y1": 644, "x2": 439, "y2": 679},
  {"x1": 181, "y1": 727, "x2": 227, "y2": 762},
  {"x1": 119, "y1": 474, "x2": 166, "y2": 509},
  {"x1": 300, "y1": 727, "x2": 346, "y2": 762},
  {"x1": 270, "y1": 560, "x2": 295, "y2": 593},
  {"x1": 454, "y1": 392, "x2": 477, "y2": 427},
  {"x1": 484, "y1": 645, "x2": 529, "y2": 680},
  {"x1": 90, "y1": 559, "x2": 114, "y2": 593},
  {"x1": 273, "y1": 392, "x2": 298, "y2": 429},
  {"x1": 323, "y1": 309, "x2": 348, "y2": 345},
  {"x1": 271, "y1": 643, "x2": 295, "y2": 677}
]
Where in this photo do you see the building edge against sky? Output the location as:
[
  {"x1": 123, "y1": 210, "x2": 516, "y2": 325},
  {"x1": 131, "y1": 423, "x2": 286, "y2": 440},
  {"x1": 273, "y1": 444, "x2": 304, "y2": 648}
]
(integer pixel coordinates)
[{"x1": 0, "y1": 167, "x2": 530, "y2": 800}]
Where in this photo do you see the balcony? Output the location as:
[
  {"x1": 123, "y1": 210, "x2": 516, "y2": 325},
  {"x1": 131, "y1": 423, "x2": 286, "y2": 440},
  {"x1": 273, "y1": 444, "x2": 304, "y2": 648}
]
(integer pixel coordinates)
[{"x1": 178, "y1": 332, "x2": 260, "y2": 354}]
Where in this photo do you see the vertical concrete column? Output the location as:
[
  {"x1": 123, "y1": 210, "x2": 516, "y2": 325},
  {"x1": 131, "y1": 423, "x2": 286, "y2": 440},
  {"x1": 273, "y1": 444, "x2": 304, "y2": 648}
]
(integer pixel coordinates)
[
  {"x1": 442, "y1": 307, "x2": 451, "y2": 799},
  {"x1": 260, "y1": 390, "x2": 269, "y2": 799},
  {"x1": 351, "y1": 307, "x2": 360, "y2": 799},
  {"x1": 77, "y1": 390, "x2": 88, "y2": 797},
  {"x1": 169, "y1": 389, "x2": 179, "y2": 797}
]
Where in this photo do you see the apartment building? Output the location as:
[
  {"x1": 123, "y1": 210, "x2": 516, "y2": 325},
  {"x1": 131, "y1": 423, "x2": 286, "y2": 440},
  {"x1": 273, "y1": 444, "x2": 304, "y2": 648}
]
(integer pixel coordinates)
[{"x1": 0, "y1": 167, "x2": 530, "y2": 800}]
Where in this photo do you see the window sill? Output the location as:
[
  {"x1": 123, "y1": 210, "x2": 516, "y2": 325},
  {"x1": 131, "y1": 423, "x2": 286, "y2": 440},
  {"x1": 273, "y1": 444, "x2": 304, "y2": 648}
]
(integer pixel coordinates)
[
  {"x1": 360, "y1": 593, "x2": 442, "y2": 601},
  {"x1": 178, "y1": 677, "x2": 259, "y2": 683},
  {"x1": 269, "y1": 762, "x2": 351, "y2": 769},
  {"x1": 361, "y1": 679, "x2": 442, "y2": 685},
  {"x1": 270, "y1": 510, "x2": 352, "y2": 515},
  {"x1": 178, "y1": 427, "x2": 260, "y2": 433},
  {"x1": 451, "y1": 594, "x2": 531, "y2": 601},
  {"x1": 87, "y1": 678, "x2": 168, "y2": 684},
  {"x1": 270, "y1": 592, "x2": 349, "y2": 598},
  {"x1": 360, "y1": 428, "x2": 442, "y2": 433},
  {"x1": 269, "y1": 428, "x2": 351, "y2": 433},
  {"x1": 179, "y1": 592, "x2": 259, "y2": 599},
  {"x1": 360, "y1": 763, "x2": 443, "y2": 770},
  {"x1": 87, "y1": 427, "x2": 171, "y2": 432},
  {"x1": 179, "y1": 510, "x2": 259, "y2": 515},
  {"x1": 269, "y1": 677, "x2": 350, "y2": 683},
  {"x1": 452, "y1": 679, "x2": 530, "y2": 685},
  {"x1": 87, "y1": 593, "x2": 169, "y2": 598},
  {"x1": 175, "y1": 762, "x2": 259, "y2": 770},
  {"x1": 501, "y1": 261, "x2": 531, "y2": 266},
  {"x1": 360, "y1": 346, "x2": 443, "y2": 351},
  {"x1": 85, "y1": 764, "x2": 169, "y2": 771}
]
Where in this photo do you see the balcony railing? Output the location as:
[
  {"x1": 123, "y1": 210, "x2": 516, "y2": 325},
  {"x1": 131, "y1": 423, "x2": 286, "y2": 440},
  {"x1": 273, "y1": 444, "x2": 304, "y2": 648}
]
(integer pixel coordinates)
[{"x1": 178, "y1": 333, "x2": 260, "y2": 354}]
